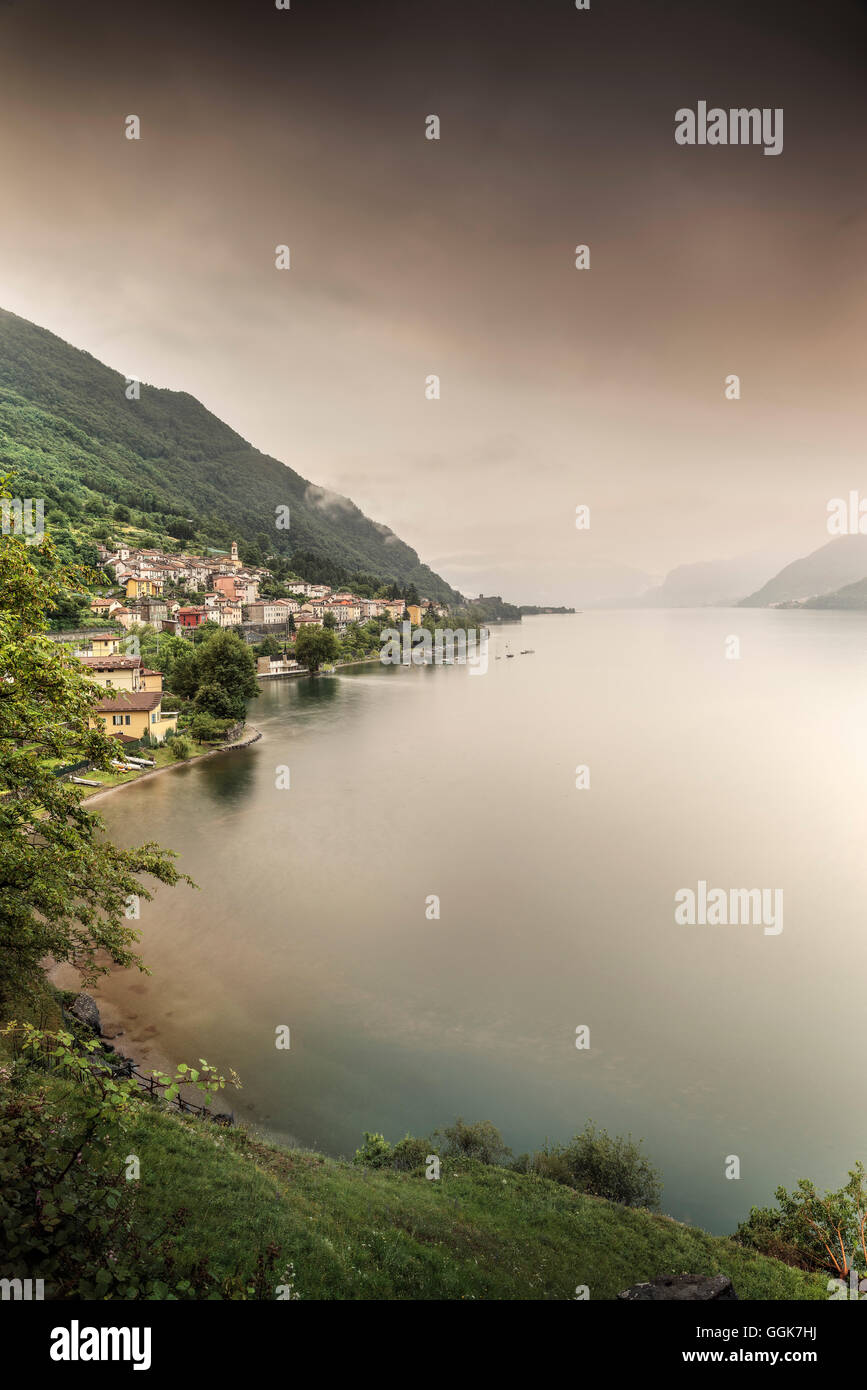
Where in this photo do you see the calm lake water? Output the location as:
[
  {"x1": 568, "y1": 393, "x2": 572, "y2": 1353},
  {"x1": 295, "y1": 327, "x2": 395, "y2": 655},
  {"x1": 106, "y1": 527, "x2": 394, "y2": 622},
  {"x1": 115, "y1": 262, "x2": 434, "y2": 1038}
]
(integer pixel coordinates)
[{"x1": 91, "y1": 610, "x2": 867, "y2": 1234}]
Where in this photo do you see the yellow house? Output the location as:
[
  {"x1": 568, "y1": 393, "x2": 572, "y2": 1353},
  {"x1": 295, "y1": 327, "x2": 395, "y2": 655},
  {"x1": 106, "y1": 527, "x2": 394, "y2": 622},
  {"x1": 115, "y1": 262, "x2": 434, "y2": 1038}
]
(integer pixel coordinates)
[
  {"x1": 79, "y1": 655, "x2": 141, "y2": 692},
  {"x1": 406, "y1": 604, "x2": 422, "y2": 626},
  {"x1": 139, "y1": 667, "x2": 165, "y2": 692},
  {"x1": 92, "y1": 690, "x2": 178, "y2": 744},
  {"x1": 125, "y1": 576, "x2": 163, "y2": 600},
  {"x1": 74, "y1": 632, "x2": 121, "y2": 657}
]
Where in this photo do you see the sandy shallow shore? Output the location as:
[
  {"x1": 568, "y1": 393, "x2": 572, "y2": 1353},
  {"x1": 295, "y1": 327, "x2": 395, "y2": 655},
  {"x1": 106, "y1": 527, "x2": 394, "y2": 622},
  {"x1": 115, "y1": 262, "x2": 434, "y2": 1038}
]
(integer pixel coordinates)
[
  {"x1": 46, "y1": 729, "x2": 264, "y2": 1115},
  {"x1": 47, "y1": 957, "x2": 234, "y2": 1118}
]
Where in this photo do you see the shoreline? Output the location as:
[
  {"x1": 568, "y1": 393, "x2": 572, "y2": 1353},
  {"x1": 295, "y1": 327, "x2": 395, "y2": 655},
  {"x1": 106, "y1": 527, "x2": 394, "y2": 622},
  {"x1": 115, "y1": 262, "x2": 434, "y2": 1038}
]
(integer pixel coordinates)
[
  {"x1": 47, "y1": 958, "x2": 234, "y2": 1118},
  {"x1": 60, "y1": 667, "x2": 369, "y2": 1092},
  {"x1": 81, "y1": 724, "x2": 263, "y2": 803},
  {"x1": 61, "y1": 657, "x2": 391, "y2": 1107}
]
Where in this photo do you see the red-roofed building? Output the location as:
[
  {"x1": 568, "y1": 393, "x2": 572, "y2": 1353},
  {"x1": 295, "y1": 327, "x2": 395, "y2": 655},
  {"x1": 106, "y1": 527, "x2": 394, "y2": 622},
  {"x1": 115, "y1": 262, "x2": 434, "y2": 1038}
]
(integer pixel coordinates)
[{"x1": 177, "y1": 606, "x2": 208, "y2": 629}]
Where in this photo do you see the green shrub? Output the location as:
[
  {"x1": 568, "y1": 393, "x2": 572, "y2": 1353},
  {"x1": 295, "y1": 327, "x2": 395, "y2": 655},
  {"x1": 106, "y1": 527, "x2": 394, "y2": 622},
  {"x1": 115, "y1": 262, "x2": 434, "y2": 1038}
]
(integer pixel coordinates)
[
  {"x1": 435, "y1": 1117, "x2": 511, "y2": 1166},
  {"x1": 352, "y1": 1131, "x2": 393, "y2": 1169},
  {"x1": 189, "y1": 712, "x2": 230, "y2": 742},
  {"x1": 391, "y1": 1135, "x2": 431, "y2": 1172},
  {"x1": 537, "y1": 1122, "x2": 662, "y2": 1209},
  {"x1": 0, "y1": 1024, "x2": 247, "y2": 1300},
  {"x1": 522, "y1": 1148, "x2": 573, "y2": 1186},
  {"x1": 170, "y1": 735, "x2": 193, "y2": 760},
  {"x1": 736, "y1": 1166, "x2": 867, "y2": 1278}
]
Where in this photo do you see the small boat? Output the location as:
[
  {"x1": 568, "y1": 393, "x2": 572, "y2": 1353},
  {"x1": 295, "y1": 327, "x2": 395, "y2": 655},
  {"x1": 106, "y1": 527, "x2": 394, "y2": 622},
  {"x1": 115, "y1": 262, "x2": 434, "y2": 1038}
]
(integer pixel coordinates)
[{"x1": 520, "y1": 649, "x2": 534, "y2": 655}]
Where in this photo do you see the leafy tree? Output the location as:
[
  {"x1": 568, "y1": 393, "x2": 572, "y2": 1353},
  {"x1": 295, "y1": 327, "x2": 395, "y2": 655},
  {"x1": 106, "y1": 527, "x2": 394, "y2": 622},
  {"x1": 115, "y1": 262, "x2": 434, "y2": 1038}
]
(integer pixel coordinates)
[
  {"x1": 193, "y1": 629, "x2": 259, "y2": 711},
  {"x1": 112, "y1": 505, "x2": 130, "y2": 523},
  {"x1": 76, "y1": 542, "x2": 100, "y2": 571},
  {"x1": 737, "y1": 1165, "x2": 867, "y2": 1278},
  {"x1": 189, "y1": 712, "x2": 230, "y2": 742},
  {"x1": 193, "y1": 681, "x2": 240, "y2": 721},
  {"x1": 46, "y1": 589, "x2": 89, "y2": 629},
  {"x1": 323, "y1": 610, "x2": 337, "y2": 630},
  {"x1": 152, "y1": 634, "x2": 197, "y2": 691},
  {"x1": 238, "y1": 540, "x2": 263, "y2": 568},
  {"x1": 164, "y1": 642, "x2": 200, "y2": 699},
  {"x1": 0, "y1": 513, "x2": 191, "y2": 1004},
  {"x1": 293, "y1": 625, "x2": 339, "y2": 673},
  {"x1": 191, "y1": 619, "x2": 220, "y2": 645}
]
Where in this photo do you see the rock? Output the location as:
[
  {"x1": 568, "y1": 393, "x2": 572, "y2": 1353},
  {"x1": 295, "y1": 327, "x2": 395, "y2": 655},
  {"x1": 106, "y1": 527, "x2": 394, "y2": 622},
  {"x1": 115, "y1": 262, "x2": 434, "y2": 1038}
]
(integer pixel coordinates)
[
  {"x1": 69, "y1": 993, "x2": 101, "y2": 1034},
  {"x1": 618, "y1": 1274, "x2": 738, "y2": 1301}
]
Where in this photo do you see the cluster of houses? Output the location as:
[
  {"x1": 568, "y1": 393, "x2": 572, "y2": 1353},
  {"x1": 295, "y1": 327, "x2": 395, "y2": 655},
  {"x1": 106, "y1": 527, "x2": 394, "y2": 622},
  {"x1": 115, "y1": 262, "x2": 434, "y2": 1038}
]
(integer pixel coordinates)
[
  {"x1": 68, "y1": 631, "x2": 179, "y2": 747},
  {"x1": 53, "y1": 544, "x2": 448, "y2": 740},
  {"x1": 90, "y1": 542, "x2": 441, "y2": 637}
]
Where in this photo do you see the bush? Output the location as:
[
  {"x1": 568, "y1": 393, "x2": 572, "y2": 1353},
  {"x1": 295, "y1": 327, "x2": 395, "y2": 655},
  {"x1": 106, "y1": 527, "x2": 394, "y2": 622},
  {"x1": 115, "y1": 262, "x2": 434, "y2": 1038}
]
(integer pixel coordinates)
[
  {"x1": 189, "y1": 712, "x2": 230, "y2": 742},
  {"x1": 436, "y1": 1117, "x2": 511, "y2": 1166},
  {"x1": 0, "y1": 1024, "x2": 248, "y2": 1299},
  {"x1": 532, "y1": 1122, "x2": 662, "y2": 1209},
  {"x1": 516, "y1": 1149, "x2": 574, "y2": 1185},
  {"x1": 391, "y1": 1135, "x2": 431, "y2": 1173},
  {"x1": 352, "y1": 1132, "x2": 393, "y2": 1169},
  {"x1": 736, "y1": 1166, "x2": 867, "y2": 1278},
  {"x1": 170, "y1": 735, "x2": 193, "y2": 760}
]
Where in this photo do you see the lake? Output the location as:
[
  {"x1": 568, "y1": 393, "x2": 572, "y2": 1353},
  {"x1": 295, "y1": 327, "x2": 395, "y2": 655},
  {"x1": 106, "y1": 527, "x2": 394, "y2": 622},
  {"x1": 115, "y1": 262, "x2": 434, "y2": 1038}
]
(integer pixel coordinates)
[{"x1": 90, "y1": 609, "x2": 867, "y2": 1235}]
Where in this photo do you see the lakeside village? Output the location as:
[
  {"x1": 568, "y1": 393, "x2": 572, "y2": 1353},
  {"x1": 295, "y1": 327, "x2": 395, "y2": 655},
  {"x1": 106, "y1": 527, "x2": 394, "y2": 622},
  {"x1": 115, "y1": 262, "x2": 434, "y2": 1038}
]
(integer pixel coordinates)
[{"x1": 45, "y1": 540, "x2": 470, "y2": 781}]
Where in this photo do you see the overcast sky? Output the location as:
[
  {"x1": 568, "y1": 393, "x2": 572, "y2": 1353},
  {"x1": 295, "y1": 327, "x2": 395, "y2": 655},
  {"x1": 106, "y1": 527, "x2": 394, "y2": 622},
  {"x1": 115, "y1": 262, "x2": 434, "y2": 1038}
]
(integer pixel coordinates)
[{"x1": 1, "y1": 0, "x2": 865, "y2": 603}]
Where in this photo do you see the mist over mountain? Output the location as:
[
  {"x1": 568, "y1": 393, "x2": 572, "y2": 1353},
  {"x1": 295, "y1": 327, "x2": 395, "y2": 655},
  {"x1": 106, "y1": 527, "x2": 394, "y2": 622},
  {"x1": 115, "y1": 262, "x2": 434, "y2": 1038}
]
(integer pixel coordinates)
[
  {"x1": 739, "y1": 536, "x2": 867, "y2": 607},
  {"x1": 639, "y1": 552, "x2": 791, "y2": 608}
]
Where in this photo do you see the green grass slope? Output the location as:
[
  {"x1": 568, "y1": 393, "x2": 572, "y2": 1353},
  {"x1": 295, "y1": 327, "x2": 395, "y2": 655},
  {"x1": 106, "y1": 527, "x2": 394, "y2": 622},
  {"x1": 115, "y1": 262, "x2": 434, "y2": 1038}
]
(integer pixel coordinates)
[
  {"x1": 0, "y1": 307, "x2": 458, "y2": 602},
  {"x1": 97, "y1": 1099, "x2": 827, "y2": 1301}
]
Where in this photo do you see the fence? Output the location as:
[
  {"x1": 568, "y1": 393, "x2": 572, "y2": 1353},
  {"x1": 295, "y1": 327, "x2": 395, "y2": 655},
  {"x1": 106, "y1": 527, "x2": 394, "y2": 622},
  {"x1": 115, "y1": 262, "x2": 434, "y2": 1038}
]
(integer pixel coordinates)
[
  {"x1": 56, "y1": 1008, "x2": 233, "y2": 1126},
  {"x1": 125, "y1": 1065, "x2": 234, "y2": 1125}
]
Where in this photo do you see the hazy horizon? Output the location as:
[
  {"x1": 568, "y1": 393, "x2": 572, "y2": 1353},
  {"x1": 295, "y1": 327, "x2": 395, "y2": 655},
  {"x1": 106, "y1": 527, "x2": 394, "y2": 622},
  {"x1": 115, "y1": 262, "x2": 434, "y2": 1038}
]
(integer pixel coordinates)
[{"x1": 1, "y1": 0, "x2": 865, "y2": 603}]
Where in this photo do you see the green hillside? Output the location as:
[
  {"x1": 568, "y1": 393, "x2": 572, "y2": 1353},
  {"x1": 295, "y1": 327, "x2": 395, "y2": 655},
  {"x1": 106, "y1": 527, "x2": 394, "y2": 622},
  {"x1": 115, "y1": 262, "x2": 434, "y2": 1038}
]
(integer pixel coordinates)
[
  {"x1": 3, "y1": 1065, "x2": 826, "y2": 1302},
  {"x1": 0, "y1": 308, "x2": 459, "y2": 602}
]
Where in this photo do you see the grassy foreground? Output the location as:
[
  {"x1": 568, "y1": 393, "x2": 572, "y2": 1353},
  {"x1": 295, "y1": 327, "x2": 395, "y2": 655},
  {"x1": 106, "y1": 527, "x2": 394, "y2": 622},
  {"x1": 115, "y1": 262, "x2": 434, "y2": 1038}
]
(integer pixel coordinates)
[
  {"x1": 45, "y1": 1089, "x2": 826, "y2": 1301},
  {"x1": 0, "y1": 992, "x2": 828, "y2": 1300}
]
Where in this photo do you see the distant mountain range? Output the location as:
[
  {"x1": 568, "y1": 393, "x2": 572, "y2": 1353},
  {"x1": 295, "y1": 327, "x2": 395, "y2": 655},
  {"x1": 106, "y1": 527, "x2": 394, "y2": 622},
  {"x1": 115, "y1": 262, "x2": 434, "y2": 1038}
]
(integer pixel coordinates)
[
  {"x1": 0, "y1": 308, "x2": 460, "y2": 603},
  {"x1": 803, "y1": 576, "x2": 867, "y2": 609},
  {"x1": 623, "y1": 537, "x2": 867, "y2": 611},
  {"x1": 639, "y1": 552, "x2": 792, "y2": 608},
  {"x1": 738, "y1": 536, "x2": 867, "y2": 608}
]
